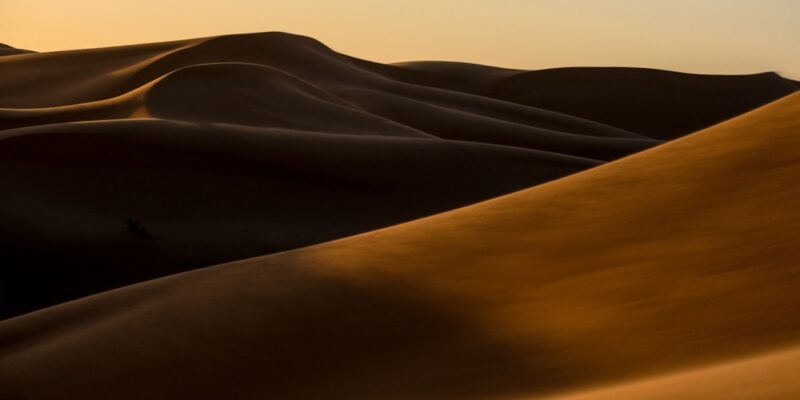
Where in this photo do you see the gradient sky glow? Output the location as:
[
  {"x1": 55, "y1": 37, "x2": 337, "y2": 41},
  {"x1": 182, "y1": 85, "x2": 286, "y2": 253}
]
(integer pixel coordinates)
[{"x1": 2, "y1": 0, "x2": 798, "y2": 77}]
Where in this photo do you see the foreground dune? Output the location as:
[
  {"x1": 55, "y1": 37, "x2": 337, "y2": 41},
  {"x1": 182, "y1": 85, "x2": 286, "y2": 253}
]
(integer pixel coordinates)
[
  {"x1": 1, "y1": 81, "x2": 797, "y2": 400},
  {"x1": 1, "y1": 32, "x2": 796, "y2": 319},
  {"x1": 542, "y1": 346, "x2": 800, "y2": 400}
]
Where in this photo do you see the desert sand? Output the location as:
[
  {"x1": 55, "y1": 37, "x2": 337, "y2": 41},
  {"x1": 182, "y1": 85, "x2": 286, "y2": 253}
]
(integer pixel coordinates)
[
  {"x1": 1, "y1": 32, "x2": 799, "y2": 399},
  {"x1": 542, "y1": 346, "x2": 800, "y2": 400}
]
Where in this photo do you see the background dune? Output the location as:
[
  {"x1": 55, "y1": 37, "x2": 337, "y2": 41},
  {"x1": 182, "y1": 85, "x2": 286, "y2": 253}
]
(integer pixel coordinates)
[
  {"x1": 1, "y1": 62, "x2": 797, "y2": 400},
  {"x1": 1, "y1": 33, "x2": 795, "y2": 320},
  {"x1": 0, "y1": 44, "x2": 34, "y2": 56},
  {"x1": 381, "y1": 64, "x2": 797, "y2": 139}
]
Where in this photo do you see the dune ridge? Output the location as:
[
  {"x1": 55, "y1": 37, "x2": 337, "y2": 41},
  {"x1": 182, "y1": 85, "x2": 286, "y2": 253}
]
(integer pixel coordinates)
[
  {"x1": 381, "y1": 64, "x2": 797, "y2": 139},
  {"x1": 1, "y1": 32, "x2": 796, "y2": 319},
  {"x1": 1, "y1": 82, "x2": 798, "y2": 399},
  {"x1": 0, "y1": 43, "x2": 35, "y2": 56}
]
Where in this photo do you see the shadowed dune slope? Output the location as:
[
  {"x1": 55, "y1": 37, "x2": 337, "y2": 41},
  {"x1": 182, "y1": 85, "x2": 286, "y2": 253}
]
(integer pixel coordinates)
[
  {"x1": 0, "y1": 119, "x2": 596, "y2": 319},
  {"x1": 487, "y1": 68, "x2": 797, "y2": 139},
  {"x1": 1, "y1": 90, "x2": 797, "y2": 399},
  {"x1": 379, "y1": 63, "x2": 797, "y2": 139},
  {"x1": 0, "y1": 33, "x2": 658, "y2": 159},
  {"x1": 141, "y1": 63, "x2": 432, "y2": 138},
  {"x1": 0, "y1": 44, "x2": 35, "y2": 56}
]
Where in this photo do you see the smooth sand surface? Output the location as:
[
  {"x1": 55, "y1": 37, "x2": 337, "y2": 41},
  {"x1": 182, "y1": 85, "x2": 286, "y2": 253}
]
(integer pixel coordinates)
[
  {"x1": 541, "y1": 346, "x2": 800, "y2": 400},
  {"x1": 2, "y1": 32, "x2": 795, "y2": 320},
  {"x1": 0, "y1": 43, "x2": 34, "y2": 56},
  {"x1": 1, "y1": 68, "x2": 797, "y2": 400},
  {"x1": 0, "y1": 119, "x2": 595, "y2": 318},
  {"x1": 387, "y1": 63, "x2": 797, "y2": 140}
]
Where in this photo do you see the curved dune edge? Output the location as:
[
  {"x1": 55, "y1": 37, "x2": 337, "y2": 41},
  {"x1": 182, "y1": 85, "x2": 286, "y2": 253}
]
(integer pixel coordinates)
[
  {"x1": 0, "y1": 88, "x2": 798, "y2": 400},
  {"x1": 0, "y1": 43, "x2": 35, "y2": 56},
  {"x1": 0, "y1": 118, "x2": 598, "y2": 319},
  {"x1": 538, "y1": 345, "x2": 800, "y2": 400},
  {"x1": 285, "y1": 92, "x2": 800, "y2": 395}
]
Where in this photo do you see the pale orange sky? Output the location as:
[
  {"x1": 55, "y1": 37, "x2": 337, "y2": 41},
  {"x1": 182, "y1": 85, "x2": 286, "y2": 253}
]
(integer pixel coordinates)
[{"x1": 2, "y1": 0, "x2": 798, "y2": 78}]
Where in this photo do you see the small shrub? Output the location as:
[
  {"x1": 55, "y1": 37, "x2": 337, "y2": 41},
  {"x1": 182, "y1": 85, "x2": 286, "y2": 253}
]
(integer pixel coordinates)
[{"x1": 126, "y1": 218, "x2": 152, "y2": 239}]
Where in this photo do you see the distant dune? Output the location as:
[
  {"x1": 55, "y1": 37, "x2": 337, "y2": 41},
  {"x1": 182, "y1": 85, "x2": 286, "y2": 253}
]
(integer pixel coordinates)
[
  {"x1": 385, "y1": 63, "x2": 796, "y2": 139},
  {"x1": 0, "y1": 32, "x2": 798, "y2": 399},
  {"x1": 0, "y1": 44, "x2": 34, "y2": 56},
  {"x1": 1, "y1": 33, "x2": 795, "y2": 319}
]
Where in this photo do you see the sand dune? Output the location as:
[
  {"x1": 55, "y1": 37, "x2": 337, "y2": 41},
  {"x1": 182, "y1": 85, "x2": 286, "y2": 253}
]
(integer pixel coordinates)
[
  {"x1": 0, "y1": 33, "x2": 654, "y2": 156},
  {"x1": 1, "y1": 32, "x2": 799, "y2": 398},
  {"x1": 0, "y1": 44, "x2": 34, "y2": 56},
  {"x1": 1, "y1": 72, "x2": 797, "y2": 400},
  {"x1": 382, "y1": 63, "x2": 797, "y2": 139},
  {"x1": 0, "y1": 118, "x2": 595, "y2": 318},
  {"x1": 542, "y1": 346, "x2": 800, "y2": 400},
  {"x1": 2, "y1": 32, "x2": 795, "y2": 320}
]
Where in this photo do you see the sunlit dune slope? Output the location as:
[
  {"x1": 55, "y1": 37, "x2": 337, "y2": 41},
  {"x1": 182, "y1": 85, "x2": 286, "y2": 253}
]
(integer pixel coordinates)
[
  {"x1": 1, "y1": 89, "x2": 797, "y2": 399},
  {"x1": 540, "y1": 346, "x2": 800, "y2": 400}
]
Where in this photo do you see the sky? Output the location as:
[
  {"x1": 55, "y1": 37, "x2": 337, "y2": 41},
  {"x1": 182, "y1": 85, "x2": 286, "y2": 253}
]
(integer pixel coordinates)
[{"x1": 2, "y1": 0, "x2": 798, "y2": 78}]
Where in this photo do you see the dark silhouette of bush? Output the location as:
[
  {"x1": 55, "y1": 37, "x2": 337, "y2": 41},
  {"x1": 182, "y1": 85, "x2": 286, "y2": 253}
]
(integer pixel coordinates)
[{"x1": 126, "y1": 218, "x2": 152, "y2": 239}]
